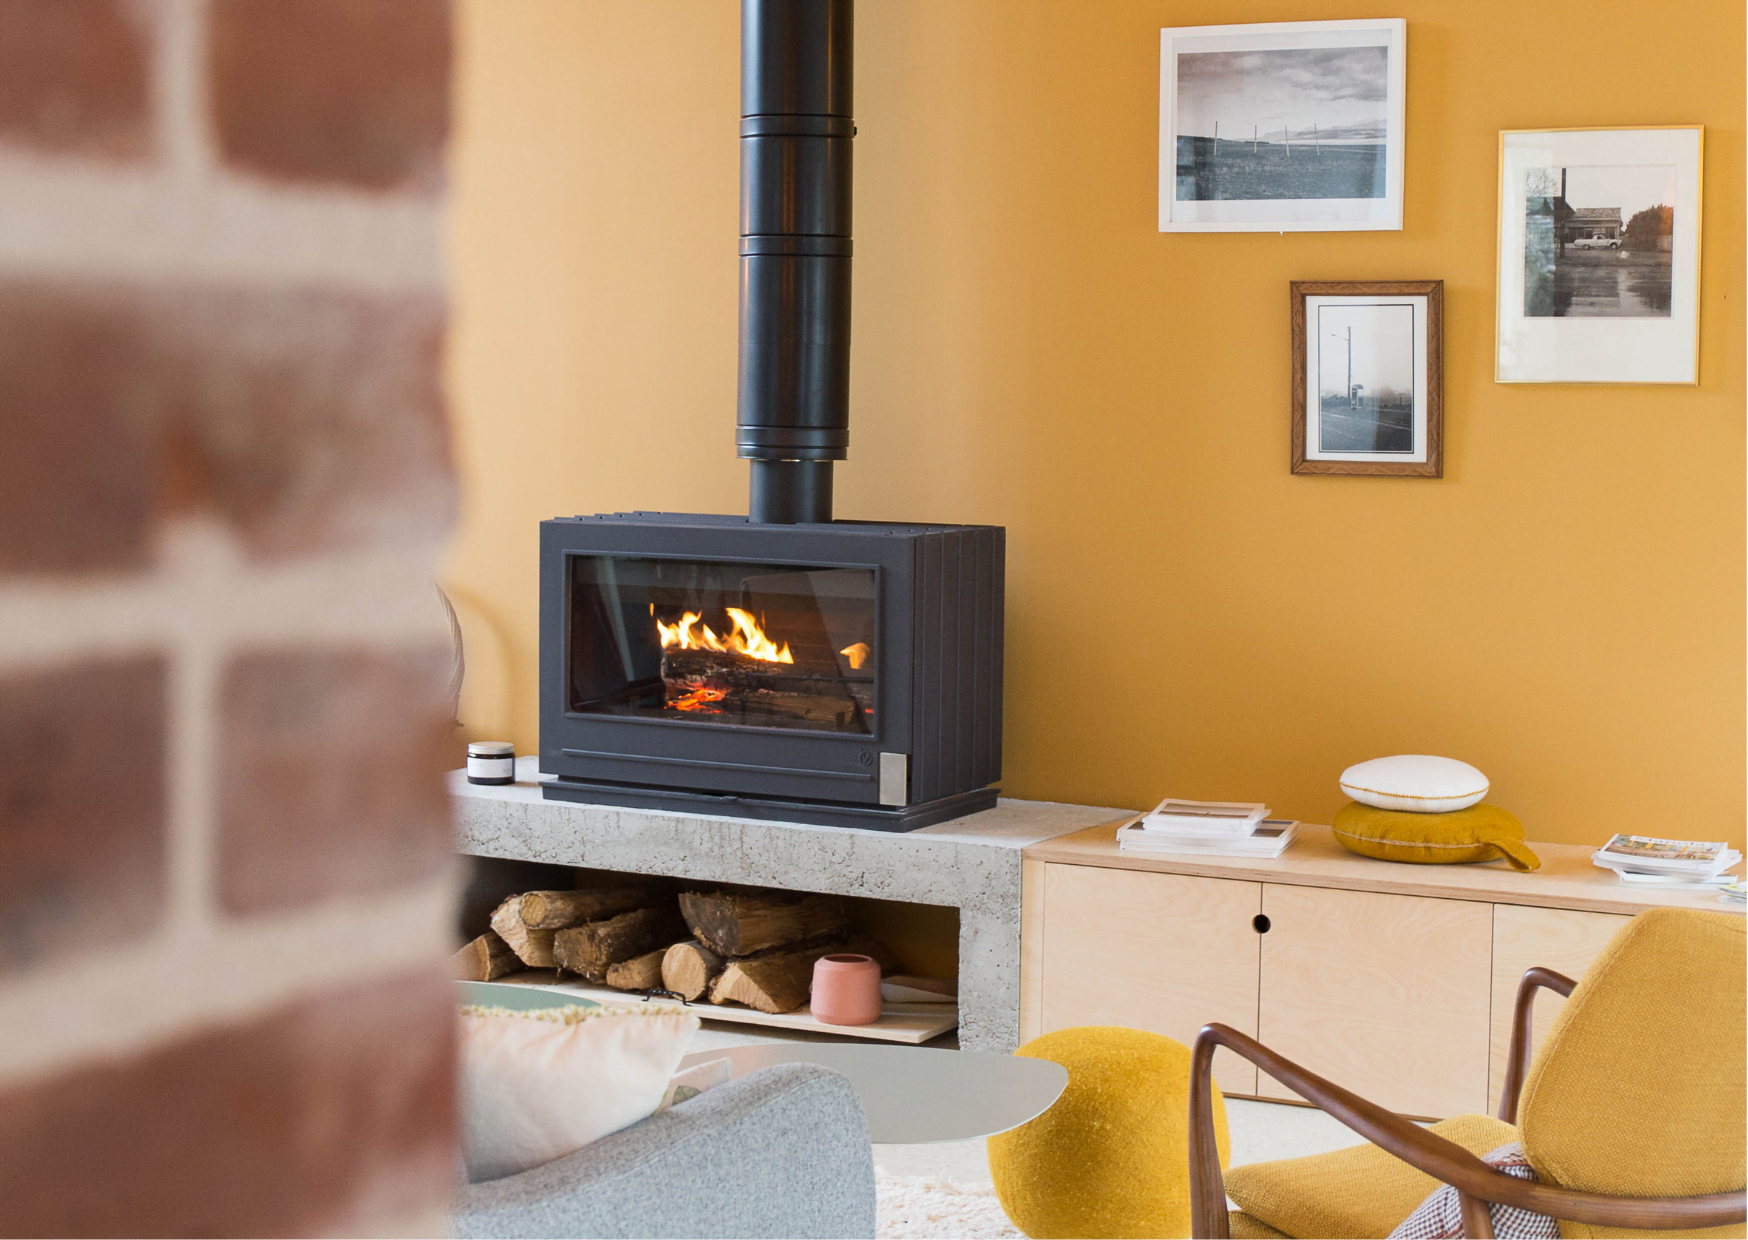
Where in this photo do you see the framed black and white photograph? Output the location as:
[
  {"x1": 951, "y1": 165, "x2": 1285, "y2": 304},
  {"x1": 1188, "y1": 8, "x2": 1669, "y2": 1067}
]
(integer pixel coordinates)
[
  {"x1": 1159, "y1": 19, "x2": 1406, "y2": 232},
  {"x1": 1496, "y1": 127, "x2": 1703, "y2": 383},
  {"x1": 1291, "y1": 281, "x2": 1442, "y2": 477}
]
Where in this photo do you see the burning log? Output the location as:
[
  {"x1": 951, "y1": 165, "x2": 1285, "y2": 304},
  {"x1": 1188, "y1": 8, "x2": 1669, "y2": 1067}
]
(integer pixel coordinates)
[
  {"x1": 679, "y1": 889, "x2": 850, "y2": 957},
  {"x1": 662, "y1": 648, "x2": 870, "y2": 687},
  {"x1": 604, "y1": 948, "x2": 668, "y2": 992},
  {"x1": 453, "y1": 930, "x2": 521, "y2": 981},
  {"x1": 553, "y1": 905, "x2": 689, "y2": 983}
]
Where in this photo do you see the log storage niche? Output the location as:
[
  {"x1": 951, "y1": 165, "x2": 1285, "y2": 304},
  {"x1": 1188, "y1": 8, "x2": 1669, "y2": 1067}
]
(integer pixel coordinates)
[{"x1": 450, "y1": 875, "x2": 960, "y2": 1043}]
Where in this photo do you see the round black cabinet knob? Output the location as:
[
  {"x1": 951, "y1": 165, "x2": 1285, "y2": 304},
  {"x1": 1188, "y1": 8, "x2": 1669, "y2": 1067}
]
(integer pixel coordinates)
[{"x1": 1253, "y1": 914, "x2": 1272, "y2": 934}]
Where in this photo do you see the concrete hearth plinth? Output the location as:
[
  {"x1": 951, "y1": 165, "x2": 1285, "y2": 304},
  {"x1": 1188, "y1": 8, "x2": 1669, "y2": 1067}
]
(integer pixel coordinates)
[{"x1": 450, "y1": 759, "x2": 1129, "y2": 1052}]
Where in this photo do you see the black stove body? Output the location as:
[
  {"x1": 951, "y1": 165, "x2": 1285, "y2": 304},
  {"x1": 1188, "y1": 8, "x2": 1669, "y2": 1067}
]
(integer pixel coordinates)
[
  {"x1": 537, "y1": 0, "x2": 1004, "y2": 829},
  {"x1": 539, "y1": 513, "x2": 1001, "y2": 830}
]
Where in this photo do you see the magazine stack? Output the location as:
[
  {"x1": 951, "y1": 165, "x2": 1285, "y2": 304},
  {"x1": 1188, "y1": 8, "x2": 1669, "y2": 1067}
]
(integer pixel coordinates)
[
  {"x1": 1589, "y1": 834, "x2": 1742, "y2": 892},
  {"x1": 1117, "y1": 797, "x2": 1297, "y2": 860}
]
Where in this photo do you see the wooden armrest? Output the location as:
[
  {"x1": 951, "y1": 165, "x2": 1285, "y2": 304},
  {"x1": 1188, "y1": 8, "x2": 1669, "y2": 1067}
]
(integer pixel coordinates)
[
  {"x1": 1188, "y1": 1023, "x2": 1745, "y2": 1240},
  {"x1": 1497, "y1": 967, "x2": 1575, "y2": 1123}
]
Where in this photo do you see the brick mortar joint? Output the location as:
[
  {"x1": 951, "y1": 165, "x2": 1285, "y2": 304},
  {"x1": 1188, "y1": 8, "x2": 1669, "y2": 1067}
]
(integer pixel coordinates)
[
  {"x1": 0, "y1": 872, "x2": 460, "y2": 1086},
  {"x1": 0, "y1": 528, "x2": 456, "y2": 667}
]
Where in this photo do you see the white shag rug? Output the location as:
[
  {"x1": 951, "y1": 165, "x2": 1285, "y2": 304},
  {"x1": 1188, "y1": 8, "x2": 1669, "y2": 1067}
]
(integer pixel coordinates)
[{"x1": 876, "y1": 1171, "x2": 1023, "y2": 1239}]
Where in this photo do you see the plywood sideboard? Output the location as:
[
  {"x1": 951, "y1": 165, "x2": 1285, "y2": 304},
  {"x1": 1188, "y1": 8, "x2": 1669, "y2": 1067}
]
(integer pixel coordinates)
[{"x1": 1021, "y1": 821, "x2": 1740, "y2": 1120}]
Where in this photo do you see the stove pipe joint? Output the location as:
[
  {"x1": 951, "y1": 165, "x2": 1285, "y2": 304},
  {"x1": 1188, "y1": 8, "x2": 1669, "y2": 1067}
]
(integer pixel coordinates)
[{"x1": 737, "y1": 0, "x2": 852, "y2": 524}]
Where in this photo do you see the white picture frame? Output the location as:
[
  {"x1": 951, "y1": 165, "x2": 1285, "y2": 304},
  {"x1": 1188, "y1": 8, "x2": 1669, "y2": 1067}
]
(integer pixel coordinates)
[
  {"x1": 1159, "y1": 19, "x2": 1407, "y2": 232},
  {"x1": 1495, "y1": 126, "x2": 1703, "y2": 384}
]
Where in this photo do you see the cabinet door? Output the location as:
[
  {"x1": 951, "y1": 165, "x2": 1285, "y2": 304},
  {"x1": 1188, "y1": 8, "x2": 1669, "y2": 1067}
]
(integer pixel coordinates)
[
  {"x1": 1258, "y1": 884, "x2": 1493, "y2": 1119},
  {"x1": 1039, "y1": 864, "x2": 1262, "y2": 1096},
  {"x1": 1489, "y1": 905, "x2": 1630, "y2": 1114}
]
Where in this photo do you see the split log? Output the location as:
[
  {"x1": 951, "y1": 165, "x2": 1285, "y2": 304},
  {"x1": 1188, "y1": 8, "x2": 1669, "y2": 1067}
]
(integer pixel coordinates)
[
  {"x1": 844, "y1": 934, "x2": 903, "y2": 977},
  {"x1": 708, "y1": 943, "x2": 838, "y2": 1014},
  {"x1": 490, "y1": 898, "x2": 556, "y2": 968},
  {"x1": 519, "y1": 882, "x2": 671, "y2": 930},
  {"x1": 604, "y1": 948, "x2": 668, "y2": 992},
  {"x1": 660, "y1": 939, "x2": 724, "y2": 1001},
  {"x1": 679, "y1": 889, "x2": 850, "y2": 957},
  {"x1": 452, "y1": 930, "x2": 521, "y2": 982},
  {"x1": 553, "y1": 906, "x2": 689, "y2": 983}
]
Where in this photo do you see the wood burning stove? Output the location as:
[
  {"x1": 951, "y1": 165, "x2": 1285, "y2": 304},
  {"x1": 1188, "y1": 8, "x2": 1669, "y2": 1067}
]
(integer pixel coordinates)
[
  {"x1": 540, "y1": 515, "x2": 1002, "y2": 829},
  {"x1": 538, "y1": 0, "x2": 1004, "y2": 829}
]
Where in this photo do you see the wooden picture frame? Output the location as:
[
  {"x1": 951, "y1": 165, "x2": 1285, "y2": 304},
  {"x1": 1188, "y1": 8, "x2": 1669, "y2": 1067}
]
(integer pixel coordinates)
[{"x1": 1291, "y1": 280, "x2": 1443, "y2": 477}]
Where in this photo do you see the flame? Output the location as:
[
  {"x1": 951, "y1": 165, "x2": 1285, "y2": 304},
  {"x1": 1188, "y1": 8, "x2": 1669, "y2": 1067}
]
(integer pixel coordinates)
[
  {"x1": 656, "y1": 608, "x2": 793, "y2": 664},
  {"x1": 839, "y1": 642, "x2": 871, "y2": 670},
  {"x1": 669, "y1": 683, "x2": 729, "y2": 712}
]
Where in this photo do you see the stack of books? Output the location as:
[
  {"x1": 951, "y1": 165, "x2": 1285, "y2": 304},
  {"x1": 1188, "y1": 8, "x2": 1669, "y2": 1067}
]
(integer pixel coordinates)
[
  {"x1": 1117, "y1": 797, "x2": 1298, "y2": 859},
  {"x1": 1590, "y1": 834, "x2": 1742, "y2": 891}
]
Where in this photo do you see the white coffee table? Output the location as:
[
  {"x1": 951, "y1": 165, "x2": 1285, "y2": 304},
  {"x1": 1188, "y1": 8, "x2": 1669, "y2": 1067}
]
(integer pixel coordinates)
[{"x1": 678, "y1": 1043, "x2": 1067, "y2": 1144}]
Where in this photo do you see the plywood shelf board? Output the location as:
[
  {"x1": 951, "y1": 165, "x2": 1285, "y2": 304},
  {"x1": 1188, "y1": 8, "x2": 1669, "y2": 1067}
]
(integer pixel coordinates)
[
  {"x1": 1256, "y1": 883, "x2": 1493, "y2": 1118},
  {"x1": 488, "y1": 971, "x2": 959, "y2": 1044},
  {"x1": 1024, "y1": 820, "x2": 1744, "y2": 917},
  {"x1": 1038, "y1": 865, "x2": 1263, "y2": 1096},
  {"x1": 1487, "y1": 905, "x2": 1629, "y2": 1113}
]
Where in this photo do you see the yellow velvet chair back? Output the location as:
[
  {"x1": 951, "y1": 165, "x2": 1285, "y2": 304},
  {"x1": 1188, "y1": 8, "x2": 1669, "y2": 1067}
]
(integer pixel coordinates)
[{"x1": 1518, "y1": 907, "x2": 1745, "y2": 1234}]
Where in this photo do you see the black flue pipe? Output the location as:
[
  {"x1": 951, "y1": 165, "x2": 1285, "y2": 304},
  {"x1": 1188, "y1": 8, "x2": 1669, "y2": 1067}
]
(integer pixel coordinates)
[{"x1": 737, "y1": 0, "x2": 852, "y2": 524}]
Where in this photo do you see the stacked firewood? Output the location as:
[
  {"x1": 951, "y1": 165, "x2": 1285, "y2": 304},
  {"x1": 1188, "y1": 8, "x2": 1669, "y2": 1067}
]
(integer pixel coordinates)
[{"x1": 453, "y1": 882, "x2": 898, "y2": 1015}]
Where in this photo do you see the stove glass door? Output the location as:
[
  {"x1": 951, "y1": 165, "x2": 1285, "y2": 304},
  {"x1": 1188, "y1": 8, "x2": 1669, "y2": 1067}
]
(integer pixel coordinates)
[{"x1": 567, "y1": 555, "x2": 877, "y2": 734}]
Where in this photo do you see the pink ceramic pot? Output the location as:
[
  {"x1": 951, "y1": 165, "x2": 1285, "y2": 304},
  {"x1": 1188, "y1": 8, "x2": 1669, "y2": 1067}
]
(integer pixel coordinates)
[{"x1": 811, "y1": 953, "x2": 883, "y2": 1026}]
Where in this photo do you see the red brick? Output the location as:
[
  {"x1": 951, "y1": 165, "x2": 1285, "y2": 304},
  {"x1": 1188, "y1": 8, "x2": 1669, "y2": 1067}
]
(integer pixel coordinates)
[
  {"x1": 0, "y1": 283, "x2": 162, "y2": 573},
  {"x1": 218, "y1": 646, "x2": 456, "y2": 915},
  {"x1": 0, "y1": 0, "x2": 151, "y2": 161},
  {"x1": 0, "y1": 656, "x2": 167, "y2": 975},
  {"x1": 0, "y1": 968, "x2": 456, "y2": 1238},
  {"x1": 154, "y1": 283, "x2": 457, "y2": 560},
  {"x1": 0, "y1": 279, "x2": 455, "y2": 574},
  {"x1": 209, "y1": 0, "x2": 451, "y2": 192}
]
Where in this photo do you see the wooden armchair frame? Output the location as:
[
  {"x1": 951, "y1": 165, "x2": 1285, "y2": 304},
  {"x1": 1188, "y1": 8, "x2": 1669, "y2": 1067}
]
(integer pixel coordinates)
[{"x1": 1188, "y1": 968, "x2": 1748, "y2": 1239}]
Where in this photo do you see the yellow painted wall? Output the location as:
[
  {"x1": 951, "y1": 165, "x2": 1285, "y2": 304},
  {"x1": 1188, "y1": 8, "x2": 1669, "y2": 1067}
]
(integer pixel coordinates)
[{"x1": 446, "y1": 0, "x2": 1744, "y2": 852}]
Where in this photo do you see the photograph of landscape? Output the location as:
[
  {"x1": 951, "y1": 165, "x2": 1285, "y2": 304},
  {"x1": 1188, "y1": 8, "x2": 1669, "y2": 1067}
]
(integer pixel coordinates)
[
  {"x1": 1523, "y1": 164, "x2": 1676, "y2": 318},
  {"x1": 1175, "y1": 45, "x2": 1389, "y2": 201},
  {"x1": 1315, "y1": 302, "x2": 1416, "y2": 454}
]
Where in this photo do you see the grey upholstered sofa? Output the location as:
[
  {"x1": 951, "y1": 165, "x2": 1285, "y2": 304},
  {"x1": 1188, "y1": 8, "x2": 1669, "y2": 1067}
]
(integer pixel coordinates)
[{"x1": 453, "y1": 1063, "x2": 877, "y2": 1239}]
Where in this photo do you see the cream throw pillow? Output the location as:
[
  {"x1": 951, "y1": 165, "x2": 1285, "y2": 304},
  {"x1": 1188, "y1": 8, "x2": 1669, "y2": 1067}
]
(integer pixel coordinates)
[
  {"x1": 460, "y1": 1004, "x2": 699, "y2": 1182},
  {"x1": 1339, "y1": 754, "x2": 1490, "y2": 813}
]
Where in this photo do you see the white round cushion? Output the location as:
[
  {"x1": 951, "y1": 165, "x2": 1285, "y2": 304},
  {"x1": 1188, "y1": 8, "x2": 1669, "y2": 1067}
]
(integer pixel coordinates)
[{"x1": 1338, "y1": 755, "x2": 1489, "y2": 814}]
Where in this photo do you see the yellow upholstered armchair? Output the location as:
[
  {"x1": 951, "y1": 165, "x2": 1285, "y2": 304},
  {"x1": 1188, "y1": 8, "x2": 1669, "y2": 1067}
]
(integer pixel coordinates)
[{"x1": 1187, "y1": 907, "x2": 1746, "y2": 1240}]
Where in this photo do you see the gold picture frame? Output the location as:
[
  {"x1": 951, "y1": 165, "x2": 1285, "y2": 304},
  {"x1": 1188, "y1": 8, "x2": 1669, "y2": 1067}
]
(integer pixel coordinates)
[{"x1": 1495, "y1": 126, "x2": 1703, "y2": 384}]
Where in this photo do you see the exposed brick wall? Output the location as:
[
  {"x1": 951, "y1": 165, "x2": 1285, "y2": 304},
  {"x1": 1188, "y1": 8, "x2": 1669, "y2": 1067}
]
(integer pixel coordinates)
[
  {"x1": 0, "y1": 656, "x2": 168, "y2": 975},
  {"x1": 0, "y1": 2, "x2": 458, "y2": 1236},
  {"x1": 0, "y1": 1, "x2": 152, "y2": 161},
  {"x1": 219, "y1": 647, "x2": 455, "y2": 914},
  {"x1": 209, "y1": 0, "x2": 451, "y2": 192},
  {"x1": 0, "y1": 969, "x2": 456, "y2": 1238}
]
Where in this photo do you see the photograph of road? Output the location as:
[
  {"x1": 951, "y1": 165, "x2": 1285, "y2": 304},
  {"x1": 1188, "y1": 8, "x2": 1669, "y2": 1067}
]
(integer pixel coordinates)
[
  {"x1": 1524, "y1": 164, "x2": 1676, "y2": 317},
  {"x1": 1316, "y1": 302, "x2": 1415, "y2": 453},
  {"x1": 1175, "y1": 46, "x2": 1388, "y2": 201}
]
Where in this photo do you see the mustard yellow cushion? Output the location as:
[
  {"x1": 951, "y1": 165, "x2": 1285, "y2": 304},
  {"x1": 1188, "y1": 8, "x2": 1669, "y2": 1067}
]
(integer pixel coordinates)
[
  {"x1": 1519, "y1": 907, "x2": 1745, "y2": 1240},
  {"x1": 1230, "y1": 1211, "x2": 1291, "y2": 1238},
  {"x1": 1224, "y1": 1112, "x2": 1518, "y2": 1239},
  {"x1": 1332, "y1": 801, "x2": 1540, "y2": 871},
  {"x1": 987, "y1": 1027, "x2": 1228, "y2": 1239}
]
